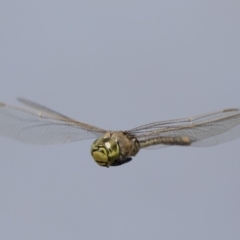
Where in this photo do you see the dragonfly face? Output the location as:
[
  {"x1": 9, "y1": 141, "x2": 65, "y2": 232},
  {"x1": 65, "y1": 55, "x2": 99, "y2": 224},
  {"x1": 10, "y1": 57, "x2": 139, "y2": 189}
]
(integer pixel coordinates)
[{"x1": 91, "y1": 137, "x2": 120, "y2": 167}]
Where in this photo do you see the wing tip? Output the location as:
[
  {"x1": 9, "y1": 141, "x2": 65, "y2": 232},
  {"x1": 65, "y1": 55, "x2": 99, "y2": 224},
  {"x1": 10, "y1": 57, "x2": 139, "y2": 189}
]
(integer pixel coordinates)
[
  {"x1": 223, "y1": 108, "x2": 239, "y2": 113},
  {"x1": 17, "y1": 97, "x2": 26, "y2": 104}
]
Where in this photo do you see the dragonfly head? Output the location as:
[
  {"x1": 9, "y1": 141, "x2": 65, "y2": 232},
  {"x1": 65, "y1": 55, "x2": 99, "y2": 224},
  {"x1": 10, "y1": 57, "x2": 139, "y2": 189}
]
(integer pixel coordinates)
[{"x1": 91, "y1": 138, "x2": 120, "y2": 167}]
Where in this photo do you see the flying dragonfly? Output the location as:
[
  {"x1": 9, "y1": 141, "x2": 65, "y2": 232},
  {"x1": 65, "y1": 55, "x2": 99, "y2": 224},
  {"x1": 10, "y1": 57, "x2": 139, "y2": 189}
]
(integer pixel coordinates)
[{"x1": 0, "y1": 98, "x2": 240, "y2": 167}]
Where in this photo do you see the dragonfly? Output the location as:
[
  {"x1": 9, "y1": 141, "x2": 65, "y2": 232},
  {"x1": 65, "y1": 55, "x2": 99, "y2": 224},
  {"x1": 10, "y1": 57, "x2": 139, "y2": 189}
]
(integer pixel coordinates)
[{"x1": 0, "y1": 98, "x2": 240, "y2": 167}]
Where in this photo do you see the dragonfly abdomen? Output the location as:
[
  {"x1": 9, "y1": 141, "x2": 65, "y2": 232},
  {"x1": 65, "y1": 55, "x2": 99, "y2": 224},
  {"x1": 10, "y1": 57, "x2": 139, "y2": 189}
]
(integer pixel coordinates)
[{"x1": 140, "y1": 136, "x2": 191, "y2": 148}]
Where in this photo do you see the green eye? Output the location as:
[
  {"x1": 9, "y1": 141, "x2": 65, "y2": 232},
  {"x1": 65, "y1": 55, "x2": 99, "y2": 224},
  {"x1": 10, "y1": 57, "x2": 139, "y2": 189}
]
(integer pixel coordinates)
[{"x1": 91, "y1": 138, "x2": 120, "y2": 167}]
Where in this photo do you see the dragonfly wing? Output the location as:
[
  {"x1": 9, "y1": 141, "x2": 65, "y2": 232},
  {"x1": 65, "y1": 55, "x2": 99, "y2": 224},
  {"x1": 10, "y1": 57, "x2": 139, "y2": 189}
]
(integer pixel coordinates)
[
  {"x1": 0, "y1": 102, "x2": 106, "y2": 145},
  {"x1": 17, "y1": 97, "x2": 71, "y2": 119},
  {"x1": 128, "y1": 109, "x2": 240, "y2": 148}
]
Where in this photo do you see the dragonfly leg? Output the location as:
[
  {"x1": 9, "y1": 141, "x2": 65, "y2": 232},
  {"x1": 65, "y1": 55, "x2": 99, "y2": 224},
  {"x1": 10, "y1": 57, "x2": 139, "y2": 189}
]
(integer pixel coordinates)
[{"x1": 111, "y1": 158, "x2": 132, "y2": 166}]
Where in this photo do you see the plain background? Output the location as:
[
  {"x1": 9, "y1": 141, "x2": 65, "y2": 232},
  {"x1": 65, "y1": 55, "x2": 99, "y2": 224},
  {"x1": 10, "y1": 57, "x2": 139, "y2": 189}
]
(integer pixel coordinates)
[{"x1": 1, "y1": 1, "x2": 240, "y2": 239}]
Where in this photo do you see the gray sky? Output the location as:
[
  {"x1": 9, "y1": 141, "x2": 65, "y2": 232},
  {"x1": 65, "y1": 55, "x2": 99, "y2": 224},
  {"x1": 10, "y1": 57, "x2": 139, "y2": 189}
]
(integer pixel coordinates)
[{"x1": 1, "y1": 1, "x2": 240, "y2": 239}]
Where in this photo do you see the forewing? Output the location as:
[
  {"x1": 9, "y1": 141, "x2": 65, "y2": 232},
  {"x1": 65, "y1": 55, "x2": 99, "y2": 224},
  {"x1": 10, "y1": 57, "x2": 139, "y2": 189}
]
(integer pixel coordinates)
[
  {"x1": 128, "y1": 109, "x2": 240, "y2": 148},
  {"x1": 0, "y1": 102, "x2": 106, "y2": 145},
  {"x1": 17, "y1": 97, "x2": 71, "y2": 119}
]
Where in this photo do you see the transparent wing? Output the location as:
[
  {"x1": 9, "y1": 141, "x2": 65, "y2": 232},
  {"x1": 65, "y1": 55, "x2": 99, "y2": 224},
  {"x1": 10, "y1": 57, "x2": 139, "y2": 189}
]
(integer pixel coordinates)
[
  {"x1": 17, "y1": 97, "x2": 71, "y2": 119},
  {"x1": 0, "y1": 102, "x2": 107, "y2": 145},
  {"x1": 128, "y1": 109, "x2": 240, "y2": 148}
]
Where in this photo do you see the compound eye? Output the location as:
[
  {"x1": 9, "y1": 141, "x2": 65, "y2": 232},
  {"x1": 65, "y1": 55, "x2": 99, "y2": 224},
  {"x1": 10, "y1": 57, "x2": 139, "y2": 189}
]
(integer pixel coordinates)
[{"x1": 91, "y1": 138, "x2": 120, "y2": 167}]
